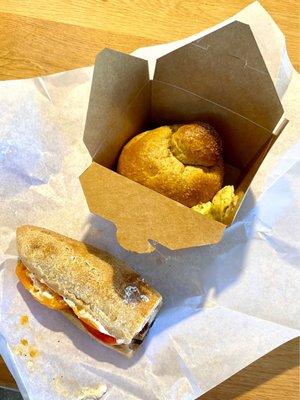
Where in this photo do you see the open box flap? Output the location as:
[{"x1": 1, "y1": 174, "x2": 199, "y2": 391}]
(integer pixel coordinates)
[
  {"x1": 83, "y1": 49, "x2": 150, "y2": 167},
  {"x1": 80, "y1": 163, "x2": 225, "y2": 253},
  {"x1": 80, "y1": 20, "x2": 286, "y2": 253},
  {"x1": 154, "y1": 21, "x2": 283, "y2": 132},
  {"x1": 151, "y1": 80, "x2": 272, "y2": 169}
]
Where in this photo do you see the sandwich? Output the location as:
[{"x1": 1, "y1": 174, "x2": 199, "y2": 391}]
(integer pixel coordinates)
[{"x1": 16, "y1": 225, "x2": 162, "y2": 356}]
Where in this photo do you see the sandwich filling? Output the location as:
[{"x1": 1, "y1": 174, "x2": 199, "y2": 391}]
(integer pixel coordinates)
[
  {"x1": 16, "y1": 261, "x2": 156, "y2": 348},
  {"x1": 16, "y1": 261, "x2": 118, "y2": 345}
]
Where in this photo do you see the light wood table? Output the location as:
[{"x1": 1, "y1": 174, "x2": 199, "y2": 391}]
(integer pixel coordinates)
[{"x1": 0, "y1": 1, "x2": 299, "y2": 398}]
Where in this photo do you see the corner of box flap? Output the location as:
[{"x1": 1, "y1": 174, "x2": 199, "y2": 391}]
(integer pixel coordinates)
[
  {"x1": 95, "y1": 47, "x2": 150, "y2": 71},
  {"x1": 115, "y1": 216, "x2": 225, "y2": 253},
  {"x1": 80, "y1": 163, "x2": 225, "y2": 253},
  {"x1": 153, "y1": 20, "x2": 283, "y2": 132},
  {"x1": 273, "y1": 116, "x2": 289, "y2": 136},
  {"x1": 83, "y1": 48, "x2": 150, "y2": 163}
]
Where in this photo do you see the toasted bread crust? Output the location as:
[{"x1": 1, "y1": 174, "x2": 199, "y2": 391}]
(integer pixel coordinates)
[
  {"x1": 17, "y1": 225, "x2": 162, "y2": 343},
  {"x1": 117, "y1": 123, "x2": 224, "y2": 207}
]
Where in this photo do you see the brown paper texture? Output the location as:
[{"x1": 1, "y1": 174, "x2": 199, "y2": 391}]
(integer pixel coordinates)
[{"x1": 80, "y1": 162, "x2": 225, "y2": 253}]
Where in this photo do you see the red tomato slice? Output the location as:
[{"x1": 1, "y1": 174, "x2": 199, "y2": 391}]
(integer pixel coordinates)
[
  {"x1": 80, "y1": 320, "x2": 117, "y2": 345},
  {"x1": 17, "y1": 261, "x2": 118, "y2": 346}
]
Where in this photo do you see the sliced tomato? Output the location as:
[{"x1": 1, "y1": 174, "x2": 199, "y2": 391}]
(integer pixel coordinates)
[
  {"x1": 16, "y1": 261, "x2": 117, "y2": 346},
  {"x1": 80, "y1": 320, "x2": 117, "y2": 345},
  {"x1": 16, "y1": 260, "x2": 70, "y2": 311}
]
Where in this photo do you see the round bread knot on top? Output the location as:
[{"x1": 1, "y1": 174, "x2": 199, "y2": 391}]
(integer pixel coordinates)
[
  {"x1": 117, "y1": 122, "x2": 224, "y2": 208},
  {"x1": 170, "y1": 123, "x2": 223, "y2": 167}
]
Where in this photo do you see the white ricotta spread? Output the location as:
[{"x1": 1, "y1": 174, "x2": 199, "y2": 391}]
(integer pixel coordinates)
[
  {"x1": 63, "y1": 297, "x2": 124, "y2": 345},
  {"x1": 25, "y1": 270, "x2": 125, "y2": 346},
  {"x1": 26, "y1": 271, "x2": 56, "y2": 300}
]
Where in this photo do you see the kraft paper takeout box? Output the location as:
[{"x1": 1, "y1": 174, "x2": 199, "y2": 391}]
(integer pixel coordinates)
[{"x1": 80, "y1": 21, "x2": 287, "y2": 253}]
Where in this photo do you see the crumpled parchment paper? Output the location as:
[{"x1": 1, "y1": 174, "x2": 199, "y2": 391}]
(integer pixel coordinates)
[{"x1": 0, "y1": 2, "x2": 299, "y2": 399}]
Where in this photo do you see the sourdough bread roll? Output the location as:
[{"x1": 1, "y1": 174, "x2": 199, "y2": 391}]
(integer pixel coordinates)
[
  {"x1": 117, "y1": 122, "x2": 224, "y2": 207},
  {"x1": 17, "y1": 225, "x2": 162, "y2": 345}
]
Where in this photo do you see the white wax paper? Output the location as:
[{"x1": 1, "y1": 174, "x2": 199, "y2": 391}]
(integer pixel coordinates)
[{"x1": 0, "y1": 2, "x2": 299, "y2": 399}]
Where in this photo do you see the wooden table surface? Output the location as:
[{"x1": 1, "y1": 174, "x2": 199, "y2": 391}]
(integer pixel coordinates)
[{"x1": 0, "y1": 1, "x2": 299, "y2": 398}]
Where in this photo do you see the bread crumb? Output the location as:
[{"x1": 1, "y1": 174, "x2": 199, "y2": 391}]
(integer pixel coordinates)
[
  {"x1": 77, "y1": 384, "x2": 107, "y2": 400},
  {"x1": 27, "y1": 360, "x2": 34, "y2": 371},
  {"x1": 20, "y1": 315, "x2": 29, "y2": 326},
  {"x1": 52, "y1": 377, "x2": 70, "y2": 398},
  {"x1": 29, "y1": 346, "x2": 39, "y2": 358},
  {"x1": 13, "y1": 341, "x2": 39, "y2": 360},
  {"x1": 52, "y1": 378, "x2": 107, "y2": 399},
  {"x1": 13, "y1": 345, "x2": 24, "y2": 357}
]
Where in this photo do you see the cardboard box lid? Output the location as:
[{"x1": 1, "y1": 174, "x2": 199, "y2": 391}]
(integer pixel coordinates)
[{"x1": 154, "y1": 21, "x2": 283, "y2": 132}]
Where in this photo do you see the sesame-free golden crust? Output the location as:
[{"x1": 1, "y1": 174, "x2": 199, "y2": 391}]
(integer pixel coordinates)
[
  {"x1": 117, "y1": 123, "x2": 224, "y2": 207},
  {"x1": 170, "y1": 123, "x2": 223, "y2": 167},
  {"x1": 16, "y1": 225, "x2": 162, "y2": 343}
]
